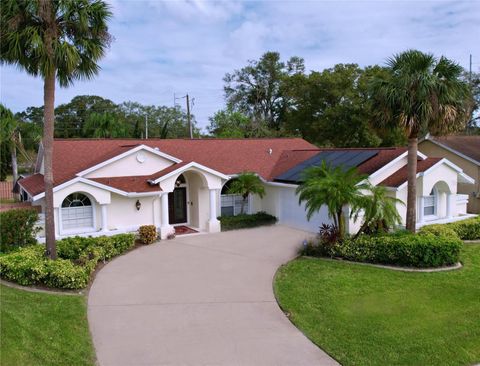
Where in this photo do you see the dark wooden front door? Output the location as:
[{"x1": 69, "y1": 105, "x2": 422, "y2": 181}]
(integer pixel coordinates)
[{"x1": 168, "y1": 187, "x2": 187, "y2": 224}]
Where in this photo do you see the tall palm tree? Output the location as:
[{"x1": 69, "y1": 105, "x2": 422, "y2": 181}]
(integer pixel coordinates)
[
  {"x1": 227, "y1": 172, "x2": 266, "y2": 214},
  {"x1": 1, "y1": 0, "x2": 112, "y2": 259},
  {"x1": 371, "y1": 50, "x2": 470, "y2": 232},
  {"x1": 352, "y1": 184, "x2": 403, "y2": 237},
  {"x1": 296, "y1": 162, "x2": 369, "y2": 239}
]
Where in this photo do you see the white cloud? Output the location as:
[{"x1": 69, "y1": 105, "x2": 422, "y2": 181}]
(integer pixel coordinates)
[{"x1": 1, "y1": 0, "x2": 479, "y2": 130}]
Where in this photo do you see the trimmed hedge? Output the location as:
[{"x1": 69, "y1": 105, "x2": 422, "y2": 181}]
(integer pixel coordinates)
[
  {"x1": 336, "y1": 232, "x2": 462, "y2": 268},
  {"x1": 219, "y1": 211, "x2": 277, "y2": 231},
  {"x1": 0, "y1": 233, "x2": 135, "y2": 289},
  {"x1": 0, "y1": 208, "x2": 39, "y2": 252},
  {"x1": 303, "y1": 231, "x2": 462, "y2": 268},
  {"x1": 420, "y1": 217, "x2": 480, "y2": 240}
]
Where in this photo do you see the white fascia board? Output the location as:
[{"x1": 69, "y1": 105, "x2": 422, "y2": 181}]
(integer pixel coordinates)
[
  {"x1": 152, "y1": 162, "x2": 230, "y2": 184},
  {"x1": 257, "y1": 175, "x2": 299, "y2": 188},
  {"x1": 395, "y1": 158, "x2": 475, "y2": 190},
  {"x1": 423, "y1": 137, "x2": 480, "y2": 166},
  {"x1": 367, "y1": 151, "x2": 408, "y2": 181},
  {"x1": 33, "y1": 177, "x2": 126, "y2": 201},
  {"x1": 76, "y1": 144, "x2": 182, "y2": 177}
]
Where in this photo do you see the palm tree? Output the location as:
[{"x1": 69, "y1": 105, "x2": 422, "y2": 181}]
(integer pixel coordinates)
[
  {"x1": 371, "y1": 50, "x2": 470, "y2": 232},
  {"x1": 1, "y1": 0, "x2": 112, "y2": 259},
  {"x1": 353, "y1": 185, "x2": 403, "y2": 237},
  {"x1": 227, "y1": 172, "x2": 266, "y2": 214},
  {"x1": 296, "y1": 162, "x2": 369, "y2": 239}
]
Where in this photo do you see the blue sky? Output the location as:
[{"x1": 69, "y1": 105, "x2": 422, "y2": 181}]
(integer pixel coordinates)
[{"x1": 1, "y1": 0, "x2": 479, "y2": 130}]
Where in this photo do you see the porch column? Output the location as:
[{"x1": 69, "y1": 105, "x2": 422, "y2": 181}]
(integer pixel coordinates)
[
  {"x1": 446, "y1": 193, "x2": 454, "y2": 218},
  {"x1": 418, "y1": 196, "x2": 424, "y2": 224},
  {"x1": 101, "y1": 204, "x2": 108, "y2": 232},
  {"x1": 54, "y1": 207, "x2": 61, "y2": 238},
  {"x1": 207, "y1": 189, "x2": 221, "y2": 233},
  {"x1": 159, "y1": 192, "x2": 174, "y2": 239}
]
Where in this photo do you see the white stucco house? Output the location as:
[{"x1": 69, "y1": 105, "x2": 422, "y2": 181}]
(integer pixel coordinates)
[{"x1": 17, "y1": 138, "x2": 475, "y2": 240}]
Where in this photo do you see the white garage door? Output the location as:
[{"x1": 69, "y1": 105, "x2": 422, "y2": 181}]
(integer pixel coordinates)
[{"x1": 277, "y1": 186, "x2": 333, "y2": 233}]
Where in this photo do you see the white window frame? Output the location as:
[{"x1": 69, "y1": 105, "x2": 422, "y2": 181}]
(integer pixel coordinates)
[
  {"x1": 59, "y1": 193, "x2": 96, "y2": 235},
  {"x1": 220, "y1": 193, "x2": 251, "y2": 216},
  {"x1": 423, "y1": 188, "x2": 438, "y2": 221}
]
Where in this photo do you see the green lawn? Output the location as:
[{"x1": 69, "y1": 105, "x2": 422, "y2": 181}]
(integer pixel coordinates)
[
  {"x1": 0, "y1": 285, "x2": 95, "y2": 366},
  {"x1": 274, "y1": 244, "x2": 480, "y2": 366}
]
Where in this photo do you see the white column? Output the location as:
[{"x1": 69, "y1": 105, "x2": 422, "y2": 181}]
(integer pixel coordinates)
[
  {"x1": 101, "y1": 204, "x2": 108, "y2": 232},
  {"x1": 161, "y1": 192, "x2": 169, "y2": 227},
  {"x1": 209, "y1": 189, "x2": 217, "y2": 221},
  {"x1": 207, "y1": 189, "x2": 221, "y2": 233},
  {"x1": 54, "y1": 207, "x2": 61, "y2": 237},
  {"x1": 446, "y1": 193, "x2": 454, "y2": 218},
  {"x1": 159, "y1": 192, "x2": 174, "y2": 239},
  {"x1": 418, "y1": 196, "x2": 424, "y2": 224}
]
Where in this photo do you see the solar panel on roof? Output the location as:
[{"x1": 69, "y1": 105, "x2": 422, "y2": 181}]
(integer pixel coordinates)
[{"x1": 275, "y1": 150, "x2": 378, "y2": 183}]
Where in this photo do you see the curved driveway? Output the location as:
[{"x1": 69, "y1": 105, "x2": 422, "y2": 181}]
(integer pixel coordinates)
[{"x1": 88, "y1": 226, "x2": 338, "y2": 366}]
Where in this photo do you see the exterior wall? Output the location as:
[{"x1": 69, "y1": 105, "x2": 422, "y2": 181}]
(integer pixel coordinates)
[
  {"x1": 419, "y1": 140, "x2": 479, "y2": 213},
  {"x1": 85, "y1": 150, "x2": 174, "y2": 178},
  {"x1": 107, "y1": 194, "x2": 158, "y2": 231}
]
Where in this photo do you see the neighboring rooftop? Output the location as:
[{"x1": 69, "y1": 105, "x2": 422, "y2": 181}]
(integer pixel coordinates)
[{"x1": 426, "y1": 135, "x2": 480, "y2": 164}]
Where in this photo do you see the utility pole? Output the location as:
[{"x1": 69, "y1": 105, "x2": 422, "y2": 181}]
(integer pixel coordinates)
[
  {"x1": 145, "y1": 115, "x2": 148, "y2": 139},
  {"x1": 469, "y1": 54, "x2": 473, "y2": 83},
  {"x1": 186, "y1": 94, "x2": 192, "y2": 139}
]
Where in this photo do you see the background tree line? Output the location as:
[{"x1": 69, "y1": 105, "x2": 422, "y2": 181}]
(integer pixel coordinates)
[
  {"x1": 209, "y1": 51, "x2": 479, "y2": 145},
  {"x1": 4, "y1": 51, "x2": 478, "y2": 181}
]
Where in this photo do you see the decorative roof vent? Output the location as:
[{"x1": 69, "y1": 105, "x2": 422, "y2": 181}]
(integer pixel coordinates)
[{"x1": 268, "y1": 148, "x2": 273, "y2": 155}]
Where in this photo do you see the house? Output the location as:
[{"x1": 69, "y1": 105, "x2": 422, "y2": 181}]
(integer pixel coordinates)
[
  {"x1": 17, "y1": 138, "x2": 475, "y2": 240},
  {"x1": 419, "y1": 135, "x2": 480, "y2": 214}
]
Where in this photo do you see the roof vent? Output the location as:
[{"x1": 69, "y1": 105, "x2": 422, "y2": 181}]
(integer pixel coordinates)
[
  {"x1": 154, "y1": 147, "x2": 160, "y2": 151},
  {"x1": 268, "y1": 148, "x2": 273, "y2": 155}
]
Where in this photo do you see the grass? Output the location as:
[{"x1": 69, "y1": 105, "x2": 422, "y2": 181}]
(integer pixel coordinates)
[
  {"x1": 274, "y1": 244, "x2": 480, "y2": 366},
  {"x1": 0, "y1": 285, "x2": 95, "y2": 366}
]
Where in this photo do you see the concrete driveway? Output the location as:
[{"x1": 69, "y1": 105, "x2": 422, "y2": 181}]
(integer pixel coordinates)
[{"x1": 88, "y1": 225, "x2": 339, "y2": 366}]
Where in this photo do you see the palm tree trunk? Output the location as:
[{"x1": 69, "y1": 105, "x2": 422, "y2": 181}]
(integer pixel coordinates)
[
  {"x1": 43, "y1": 71, "x2": 57, "y2": 260},
  {"x1": 406, "y1": 137, "x2": 418, "y2": 232},
  {"x1": 10, "y1": 141, "x2": 18, "y2": 185},
  {"x1": 337, "y1": 209, "x2": 345, "y2": 240}
]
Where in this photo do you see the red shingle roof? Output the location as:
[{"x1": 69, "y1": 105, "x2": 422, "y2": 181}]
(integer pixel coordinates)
[
  {"x1": 379, "y1": 158, "x2": 442, "y2": 187},
  {"x1": 90, "y1": 176, "x2": 162, "y2": 193},
  {"x1": 19, "y1": 138, "x2": 316, "y2": 196},
  {"x1": 17, "y1": 173, "x2": 45, "y2": 196}
]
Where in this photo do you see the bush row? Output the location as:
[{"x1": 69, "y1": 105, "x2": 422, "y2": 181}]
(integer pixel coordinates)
[
  {"x1": 420, "y1": 217, "x2": 480, "y2": 240},
  {"x1": 0, "y1": 234, "x2": 135, "y2": 289},
  {"x1": 0, "y1": 208, "x2": 39, "y2": 253},
  {"x1": 219, "y1": 211, "x2": 277, "y2": 231},
  {"x1": 303, "y1": 231, "x2": 462, "y2": 268}
]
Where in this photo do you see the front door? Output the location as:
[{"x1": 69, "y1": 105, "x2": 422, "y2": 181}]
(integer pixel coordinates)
[{"x1": 168, "y1": 187, "x2": 187, "y2": 224}]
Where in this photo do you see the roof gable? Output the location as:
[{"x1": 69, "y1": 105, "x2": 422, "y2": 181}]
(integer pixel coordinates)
[{"x1": 423, "y1": 135, "x2": 480, "y2": 166}]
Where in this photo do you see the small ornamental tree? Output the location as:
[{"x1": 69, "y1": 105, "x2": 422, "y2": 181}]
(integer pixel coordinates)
[{"x1": 227, "y1": 172, "x2": 266, "y2": 214}]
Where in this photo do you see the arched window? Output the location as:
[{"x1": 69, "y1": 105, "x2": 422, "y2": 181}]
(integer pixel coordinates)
[
  {"x1": 61, "y1": 193, "x2": 94, "y2": 231},
  {"x1": 424, "y1": 188, "x2": 437, "y2": 217}
]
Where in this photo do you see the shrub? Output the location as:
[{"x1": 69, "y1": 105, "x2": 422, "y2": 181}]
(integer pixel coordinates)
[
  {"x1": 446, "y1": 217, "x2": 480, "y2": 240},
  {"x1": 138, "y1": 225, "x2": 157, "y2": 244},
  {"x1": 219, "y1": 211, "x2": 277, "y2": 231},
  {"x1": 418, "y1": 224, "x2": 459, "y2": 239},
  {"x1": 0, "y1": 233, "x2": 136, "y2": 289},
  {"x1": 0, "y1": 208, "x2": 39, "y2": 252},
  {"x1": 335, "y1": 232, "x2": 462, "y2": 268}
]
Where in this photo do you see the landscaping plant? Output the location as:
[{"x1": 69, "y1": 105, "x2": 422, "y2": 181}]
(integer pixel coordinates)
[
  {"x1": 0, "y1": 208, "x2": 39, "y2": 252},
  {"x1": 226, "y1": 172, "x2": 266, "y2": 214},
  {"x1": 138, "y1": 225, "x2": 158, "y2": 244}
]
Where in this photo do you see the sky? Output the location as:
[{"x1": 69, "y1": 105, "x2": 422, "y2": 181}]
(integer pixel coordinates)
[{"x1": 1, "y1": 0, "x2": 479, "y2": 130}]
